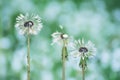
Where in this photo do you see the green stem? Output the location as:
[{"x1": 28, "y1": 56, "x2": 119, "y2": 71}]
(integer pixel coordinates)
[
  {"x1": 82, "y1": 66, "x2": 85, "y2": 80},
  {"x1": 62, "y1": 40, "x2": 66, "y2": 80},
  {"x1": 81, "y1": 56, "x2": 85, "y2": 80},
  {"x1": 62, "y1": 50, "x2": 65, "y2": 80},
  {"x1": 27, "y1": 34, "x2": 30, "y2": 80}
]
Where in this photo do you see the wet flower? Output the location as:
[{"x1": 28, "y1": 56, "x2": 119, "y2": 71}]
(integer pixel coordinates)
[
  {"x1": 15, "y1": 13, "x2": 42, "y2": 35},
  {"x1": 51, "y1": 26, "x2": 69, "y2": 46},
  {"x1": 70, "y1": 39, "x2": 96, "y2": 59}
]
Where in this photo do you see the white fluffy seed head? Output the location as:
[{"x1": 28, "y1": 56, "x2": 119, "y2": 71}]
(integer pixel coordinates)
[{"x1": 15, "y1": 13, "x2": 43, "y2": 35}]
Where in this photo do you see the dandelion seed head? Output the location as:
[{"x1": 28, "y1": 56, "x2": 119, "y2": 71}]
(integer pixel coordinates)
[
  {"x1": 51, "y1": 26, "x2": 69, "y2": 45},
  {"x1": 69, "y1": 39, "x2": 96, "y2": 69},
  {"x1": 15, "y1": 13, "x2": 43, "y2": 35},
  {"x1": 70, "y1": 39, "x2": 96, "y2": 58}
]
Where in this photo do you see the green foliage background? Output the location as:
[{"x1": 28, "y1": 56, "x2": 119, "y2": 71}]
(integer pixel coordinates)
[{"x1": 0, "y1": 0, "x2": 120, "y2": 80}]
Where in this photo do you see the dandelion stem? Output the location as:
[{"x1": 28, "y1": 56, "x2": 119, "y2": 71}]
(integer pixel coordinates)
[
  {"x1": 62, "y1": 50, "x2": 65, "y2": 80},
  {"x1": 62, "y1": 40, "x2": 66, "y2": 80},
  {"x1": 82, "y1": 66, "x2": 85, "y2": 80},
  {"x1": 81, "y1": 56, "x2": 85, "y2": 80},
  {"x1": 27, "y1": 34, "x2": 30, "y2": 80}
]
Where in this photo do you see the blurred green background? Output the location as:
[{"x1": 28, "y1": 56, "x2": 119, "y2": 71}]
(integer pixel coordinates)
[{"x1": 0, "y1": 0, "x2": 120, "y2": 80}]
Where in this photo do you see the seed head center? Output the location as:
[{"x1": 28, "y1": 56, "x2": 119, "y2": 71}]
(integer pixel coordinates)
[
  {"x1": 24, "y1": 21, "x2": 34, "y2": 27},
  {"x1": 60, "y1": 34, "x2": 68, "y2": 39},
  {"x1": 79, "y1": 47, "x2": 88, "y2": 53}
]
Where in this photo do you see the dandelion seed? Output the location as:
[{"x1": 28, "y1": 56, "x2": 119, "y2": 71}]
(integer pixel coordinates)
[{"x1": 59, "y1": 25, "x2": 63, "y2": 29}]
